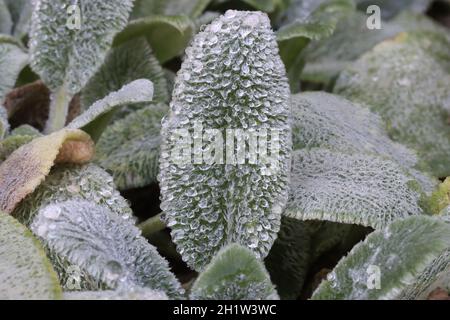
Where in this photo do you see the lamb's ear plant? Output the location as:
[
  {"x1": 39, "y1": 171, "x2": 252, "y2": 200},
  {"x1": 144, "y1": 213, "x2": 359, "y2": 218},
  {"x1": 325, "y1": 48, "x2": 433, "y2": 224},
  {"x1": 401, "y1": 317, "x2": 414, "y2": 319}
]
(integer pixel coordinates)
[
  {"x1": 0, "y1": 129, "x2": 94, "y2": 213},
  {"x1": 31, "y1": 200, "x2": 184, "y2": 298},
  {"x1": 302, "y1": 11, "x2": 449, "y2": 87},
  {"x1": 190, "y1": 244, "x2": 279, "y2": 300},
  {"x1": 159, "y1": 10, "x2": 292, "y2": 271},
  {"x1": 312, "y1": 216, "x2": 450, "y2": 300},
  {"x1": 276, "y1": 0, "x2": 355, "y2": 91},
  {"x1": 2, "y1": 0, "x2": 33, "y2": 39},
  {"x1": 29, "y1": 0, "x2": 135, "y2": 133},
  {"x1": 0, "y1": 35, "x2": 28, "y2": 103},
  {"x1": 0, "y1": 213, "x2": 62, "y2": 299},
  {"x1": 334, "y1": 31, "x2": 450, "y2": 178},
  {"x1": 115, "y1": 15, "x2": 195, "y2": 64}
]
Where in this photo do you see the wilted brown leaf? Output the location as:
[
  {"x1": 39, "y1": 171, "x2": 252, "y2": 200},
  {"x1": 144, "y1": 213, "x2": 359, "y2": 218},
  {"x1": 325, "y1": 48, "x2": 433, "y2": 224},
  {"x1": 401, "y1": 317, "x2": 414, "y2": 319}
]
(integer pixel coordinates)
[{"x1": 0, "y1": 129, "x2": 94, "y2": 214}]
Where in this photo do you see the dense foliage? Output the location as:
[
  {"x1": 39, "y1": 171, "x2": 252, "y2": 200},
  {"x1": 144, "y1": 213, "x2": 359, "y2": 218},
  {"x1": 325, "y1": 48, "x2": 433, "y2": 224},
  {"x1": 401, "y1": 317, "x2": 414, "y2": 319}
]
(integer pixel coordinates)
[{"x1": 0, "y1": 0, "x2": 450, "y2": 300}]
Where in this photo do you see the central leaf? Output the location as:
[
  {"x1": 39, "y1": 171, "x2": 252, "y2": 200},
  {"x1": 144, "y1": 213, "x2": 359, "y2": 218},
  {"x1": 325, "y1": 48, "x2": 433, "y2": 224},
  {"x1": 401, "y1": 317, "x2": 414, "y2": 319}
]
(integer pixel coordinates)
[{"x1": 159, "y1": 10, "x2": 291, "y2": 271}]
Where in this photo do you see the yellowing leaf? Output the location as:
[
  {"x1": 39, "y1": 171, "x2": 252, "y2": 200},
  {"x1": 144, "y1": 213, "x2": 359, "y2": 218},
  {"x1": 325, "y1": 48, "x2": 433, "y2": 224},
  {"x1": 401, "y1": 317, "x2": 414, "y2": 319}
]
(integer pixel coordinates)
[{"x1": 0, "y1": 129, "x2": 94, "y2": 213}]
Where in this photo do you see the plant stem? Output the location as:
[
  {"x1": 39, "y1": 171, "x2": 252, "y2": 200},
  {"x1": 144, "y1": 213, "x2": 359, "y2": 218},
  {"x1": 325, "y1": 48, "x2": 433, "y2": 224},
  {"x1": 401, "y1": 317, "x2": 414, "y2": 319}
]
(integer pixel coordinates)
[
  {"x1": 45, "y1": 85, "x2": 72, "y2": 133},
  {"x1": 138, "y1": 213, "x2": 166, "y2": 238}
]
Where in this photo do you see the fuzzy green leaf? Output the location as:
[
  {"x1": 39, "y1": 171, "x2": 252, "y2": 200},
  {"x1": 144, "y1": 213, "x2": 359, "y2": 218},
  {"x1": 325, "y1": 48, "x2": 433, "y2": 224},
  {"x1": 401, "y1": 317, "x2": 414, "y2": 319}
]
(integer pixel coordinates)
[
  {"x1": 285, "y1": 148, "x2": 425, "y2": 229},
  {"x1": 0, "y1": 35, "x2": 28, "y2": 103},
  {"x1": 81, "y1": 38, "x2": 168, "y2": 117},
  {"x1": 334, "y1": 31, "x2": 450, "y2": 178},
  {"x1": 312, "y1": 216, "x2": 450, "y2": 300},
  {"x1": 0, "y1": 129, "x2": 94, "y2": 214},
  {"x1": 29, "y1": 0, "x2": 134, "y2": 95},
  {"x1": 291, "y1": 92, "x2": 437, "y2": 193},
  {"x1": 190, "y1": 244, "x2": 279, "y2": 300},
  {"x1": 95, "y1": 103, "x2": 168, "y2": 190},
  {"x1": 302, "y1": 11, "x2": 449, "y2": 86},
  {"x1": 0, "y1": 125, "x2": 42, "y2": 162},
  {"x1": 64, "y1": 286, "x2": 168, "y2": 300},
  {"x1": 14, "y1": 164, "x2": 133, "y2": 226},
  {"x1": 31, "y1": 200, "x2": 184, "y2": 298},
  {"x1": 0, "y1": 213, "x2": 62, "y2": 299},
  {"x1": 276, "y1": 0, "x2": 355, "y2": 91},
  {"x1": 14, "y1": 164, "x2": 134, "y2": 291},
  {"x1": 114, "y1": 15, "x2": 195, "y2": 64},
  {"x1": 159, "y1": 11, "x2": 291, "y2": 271},
  {"x1": 0, "y1": 0, "x2": 12, "y2": 34},
  {"x1": 4, "y1": 0, "x2": 33, "y2": 38},
  {"x1": 67, "y1": 79, "x2": 154, "y2": 142}
]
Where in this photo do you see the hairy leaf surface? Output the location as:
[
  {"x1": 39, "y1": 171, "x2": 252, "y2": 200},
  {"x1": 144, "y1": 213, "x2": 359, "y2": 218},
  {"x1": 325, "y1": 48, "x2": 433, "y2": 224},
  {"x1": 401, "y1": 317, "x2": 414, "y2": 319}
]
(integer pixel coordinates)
[
  {"x1": 291, "y1": 92, "x2": 437, "y2": 193},
  {"x1": 0, "y1": 129, "x2": 94, "y2": 213},
  {"x1": 302, "y1": 11, "x2": 449, "y2": 86},
  {"x1": 285, "y1": 148, "x2": 425, "y2": 229},
  {"x1": 114, "y1": 15, "x2": 195, "y2": 64},
  {"x1": 14, "y1": 164, "x2": 133, "y2": 226},
  {"x1": 0, "y1": 213, "x2": 62, "y2": 299},
  {"x1": 82, "y1": 38, "x2": 168, "y2": 116},
  {"x1": 68, "y1": 80, "x2": 154, "y2": 141},
  {"x1": 159, "y1": 11, "x2": 291, "y2": 271},
  {"x1": 334, "y1": 32, "x2": 450, "y2": 177},
  {"x1": 31, "y1": 200, "x2": 184, "y2": 298},
  {"x1": 190, "y1": 244, "x2": 279, "y2": 300},
  {"x1": 29, "y1": 0, "x2": 134, "y2": 95},
  {"x1": 0, "y1": 35, "x2": 28, "y2": 102},
  {"x1": 312, "y1": 216, "x2": 450, "y2": 300},
  {"x1": 95, "y1": 104, "x2": 168, "y2": 190},
  {"x1": 276, "y1": 0, "x2": 354, "y2": 90}
]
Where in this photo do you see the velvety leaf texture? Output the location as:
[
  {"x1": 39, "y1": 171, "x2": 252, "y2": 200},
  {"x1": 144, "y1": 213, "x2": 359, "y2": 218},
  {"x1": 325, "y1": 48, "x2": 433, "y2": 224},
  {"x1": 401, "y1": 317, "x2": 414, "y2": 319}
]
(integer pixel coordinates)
[
  {"x1": 14, "y1": 164, "x2": 133, "y2": 227},
  {"x1": 0, "y1": 213, "x2": 62, "y2": 299},
  {"x1": 131, "y1": 0, "x2": 211, "y2": 19},
  {"x1": 291, "y1": 92, "x2": 437, "y2": 194},
  {"x1": 0, "y1": 0, "x2": 12, "y2": 34},
  {"x1": 0, "y1": 129, "x2": 94, "y2": 214},
  {"x1": 68, "y1": 79, "x2": 154, "y2": 141},
  {"x1": 334, "y1": 32, "x2": 450, "y2": 178},
  {"x1": 95, "y1": 103, "x2": 168, "y2": 190},
  {"x1": 31, "y1": 200, "x2": 184, "y2": 299},
  {"x1": 159, "y1": 10, "x2": 291, "y2": 271},
  {"x1": 312, "y1": 216, "x2": 450, "y2": 300},
  {"x1": 0, "y1": 126, "x2": 42, "y2": 163},
  {"x1": 285, "y1": 148, "x2": 425, "y2": 229},
  {"x1": 4, "y1": 0, "x2": 33, "y2": 38},
  {"x1": 276, "y1": 0, "x2": 355, "y2": 90},
  {"x1": 81, "y1": 38, "x2": 168, "y2": 115},
  {"x1": 114, "y1": 15, "x2": 195, "y2": 64},
  {"x1": 0, "y1": 36, "x2": 28, "y2": 102},
  {"x1": 190, "y1": 244, "x2": 279, "y2": 300},
  {"x1": 14, "y1": 164, "x2": 133, "y2": 291},
  {"x1": 302, "y1": 11, "x2": 448, "y2": 86},
  {"x1": 29, "y1": 0, "x2": 134, "y2": 95}
]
